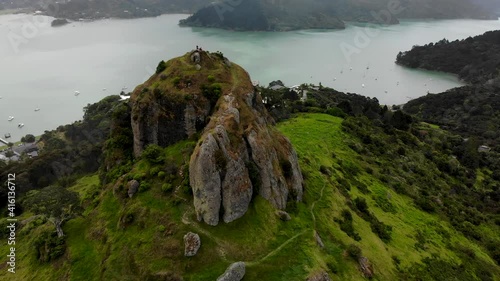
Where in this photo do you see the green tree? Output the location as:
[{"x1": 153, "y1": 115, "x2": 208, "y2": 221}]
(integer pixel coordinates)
[
  {"x1": 23, "y1": 134, "x2": 36, "y2": 143},
  {"x1": 156, "y1": 60, "x2": 167, "y2": 74},
  {"x1": 24, "y1": 186, "x2": 81, "y2": 237}
]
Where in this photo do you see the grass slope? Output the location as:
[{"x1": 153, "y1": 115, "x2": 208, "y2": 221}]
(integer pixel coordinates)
[{"x1": 2, "y1": 113, "x2": 498, "y2": 280}]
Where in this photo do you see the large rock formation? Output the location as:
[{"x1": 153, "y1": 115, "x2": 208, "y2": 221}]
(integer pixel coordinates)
[
  {"x1": 131, "y1": 50, "x2": 303, "y2": 226},
  {"x1": 188, "y1": 53, "x2": 303, "y2": 226}
]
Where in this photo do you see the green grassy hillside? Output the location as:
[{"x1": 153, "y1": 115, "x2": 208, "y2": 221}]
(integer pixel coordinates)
[{"x1": 2, "y1": 113, "x2": 498, "y2": 280}]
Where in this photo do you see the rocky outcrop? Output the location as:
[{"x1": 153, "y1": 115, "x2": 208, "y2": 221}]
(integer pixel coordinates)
[
  {"x1": 127, "y1": 180, "x2": 139, "y2": 198},
  {"x1": 190, "y1": 62, "x2": 303, "y2": 225},
  {"x1": 183, "y1": 232, "x2": 201, "y2": 257},
  {"x1": 276, "y1": 210, "x2": 291, "y2": 221},
  {"x1": 131, "y1": 50, "x2": 303, "y2": 226},
  {"x1": 359, "y1": 256, "x2": 374, "y2": 278},
  {"x1": 217, "y1": 262, "x2": 246, "y2": 281}
]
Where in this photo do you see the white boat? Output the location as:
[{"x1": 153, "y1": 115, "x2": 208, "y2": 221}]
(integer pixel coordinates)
[
  {"x1": 35, "y1": 108, "x2": 40, "y2": 111},
  {"x1": 8, "y1": 116, "x2": 14, "y2": 121},
  {"x1": 75, "y1": 91, "x2": 80, "y2": 96},
  {"x1": 18, "y1": 123, "x2": 24, "y2": 128}
]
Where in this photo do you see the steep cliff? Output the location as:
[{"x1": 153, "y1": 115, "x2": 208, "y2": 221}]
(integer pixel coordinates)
[
  {"x1": 131, "y1": 50, "x2": 303, "y2": 225},
  {"x1": 131, "y1": 52, "x2": 216, "y2": 157}
]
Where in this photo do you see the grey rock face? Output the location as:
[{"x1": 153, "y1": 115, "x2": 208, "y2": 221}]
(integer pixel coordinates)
[
  {"x1": 246, "y1": 129, "x2": 288, "y2": 209},
  {"x1": 183, "y1": 232, "x2": 201, "y2": 257},
  {"x1": 216, "y1": 262, "x2": 245, "y2": 281},
  {"x1": 286, "y1": 147, "x2": 304, "y2": 202},
  {"x1": 190, "y1": 134, "x2": 222, "y2": 226},
  {"x1": 190, "y1": 90, "x2": 304, "y2": 225},
  {"x1": 127, "y1": 180, "x2": 139, "y2": 198},
  {"x1": 190, "y1": 124, "x2": 253, "y2": 225},
  {"x1": 215, "y1": 126, "x2": 253, "y2": 223}
]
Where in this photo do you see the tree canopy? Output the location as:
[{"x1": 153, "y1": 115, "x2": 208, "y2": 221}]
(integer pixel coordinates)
[{"x1": 24, "y1": 186, "x2": 81, "y2": 237}]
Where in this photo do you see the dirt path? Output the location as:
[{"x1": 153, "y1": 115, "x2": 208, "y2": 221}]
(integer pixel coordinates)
[
  {"x1": 246, "y1": 230, "x2": 308, "y2": 267},
  {"x1": 311, "y1": 179, "x2": 327, "y2": 229}
]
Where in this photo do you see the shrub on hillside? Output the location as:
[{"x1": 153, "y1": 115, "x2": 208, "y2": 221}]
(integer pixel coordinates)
[
  {"x1": 142, "y1": 144, "x2": 164, "y2": 164},
  {"x1": 347, "y1": 244, "x2": 362, "y2": 260},
  {"x1": 156, "y1": 60, "x2": 166, "y2": 74},
  {"x1": 32, "y1": 229, "x2": 66, "y2": 263}
]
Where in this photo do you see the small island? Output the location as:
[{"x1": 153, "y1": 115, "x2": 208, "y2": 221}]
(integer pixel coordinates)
[{"x1": 180, "y1": 0, "x2": 498, "y2": 31}]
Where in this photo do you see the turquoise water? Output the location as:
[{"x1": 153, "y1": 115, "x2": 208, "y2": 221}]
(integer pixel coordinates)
[{"x1": 1, "y1": 13, "x2": 499, "y2": 141}]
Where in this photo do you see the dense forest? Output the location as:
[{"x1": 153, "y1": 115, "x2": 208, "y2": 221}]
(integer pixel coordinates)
[
  {"x1": 397, "y1": 30, "x2": 500, "y2": 147},
  {"x1": 396, "y1": 30, "x2": 500, "y2": 84}
]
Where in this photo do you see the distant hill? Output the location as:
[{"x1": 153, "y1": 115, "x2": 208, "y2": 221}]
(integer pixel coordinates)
[
  {"x1": 0, "y1": 0, "x2": 209, "y2": 20},
  {"x1": 180, "y1": 0, "x2": 497, "y2": 31},
  {"x1": 474, "y1": 0, "x2": 500, "y2": 15},
  {"x1": 180, "y1": 0, "x2": 346, "y2": 31},
  {"x1": 397, "y1": 30, "x2": 500, "y2": 84}
]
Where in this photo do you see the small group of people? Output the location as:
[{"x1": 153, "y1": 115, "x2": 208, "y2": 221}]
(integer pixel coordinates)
[{"x1": 196, "y1": 45, "x2": 203, "y2": 52}]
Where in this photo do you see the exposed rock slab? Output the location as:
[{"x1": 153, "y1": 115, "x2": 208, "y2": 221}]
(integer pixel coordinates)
[
  {"x1": 359, "y1": 256, "x2": 374, "y2": 278},
  {"x1": 276, "y1": 210, "x2": 291, "y2": 221},
  {"x1": 216, "y1": 262, "x2": 245, "y2": 281},
  {"x1": 190, "y1": 134, "x2": 222, "y2": 226},
  {"x1": 183, "y1": 232, "x2": 201, "y2": 257},
  {"x1": 127, "y1": 180, "x2": 139, "y2": 198}
]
